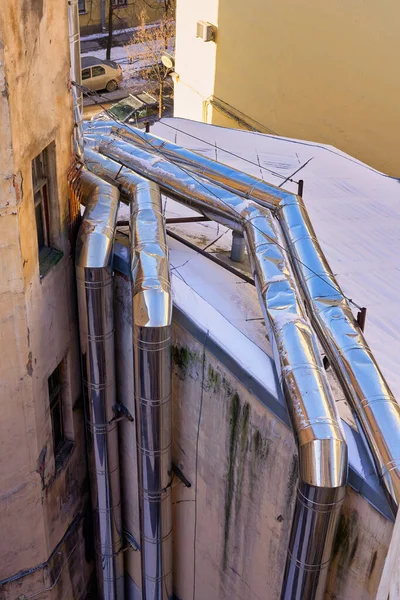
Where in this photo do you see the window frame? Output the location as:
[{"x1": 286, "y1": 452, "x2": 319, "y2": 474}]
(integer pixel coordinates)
[
  {"x1": 112, "y1": 0, "x2": 128, "y2": 6},
  {"x1": 31, "y1": 143, "x2": 63, "y2": 278},
  {"x1": 48, "y1": 364, "x2": 65, "y2": 456},
  {"x1": 91, "y1": 65, "x2": 106, "y2": 77},
  {"x1": 82, "y1": 67, "x2": 91, "y2": 80},
  {"x1": 32, "y1": 153, "x2": 50, "y2": 250},
  {"x1": 78, "y1": 0, "x2": 86, "y2": 13}
]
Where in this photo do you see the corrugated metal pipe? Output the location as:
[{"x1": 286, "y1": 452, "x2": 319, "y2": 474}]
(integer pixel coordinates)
[
  {"x1": 75, "y1": 169, "x2": 124, "y2": 599},
  {"x1": 67, "y1": 0, "x2": 84, "y2": 158},
  {"x1": 83, "y1": 148, "x2": 173, "y2": 600},
  {"x1": 84, "y1": 130, "x2": 348, "y2": 600},
  {"x1": 105, "y1": 123, "x2": 400, "y2": 513}
]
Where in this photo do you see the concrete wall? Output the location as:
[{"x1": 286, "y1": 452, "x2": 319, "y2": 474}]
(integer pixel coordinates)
[
  {"x1": 173, "y1": 0, "x2": 400, "y2": 176},
  {"x1": 114, "y1": 268, "x2": 393, "y2": 599},
  {"x1": 0, "y1": 1, "x2": 91, "y2": 597},
  {"x1": 79, "y1": 0, "x2": 166, "y2": 35}
]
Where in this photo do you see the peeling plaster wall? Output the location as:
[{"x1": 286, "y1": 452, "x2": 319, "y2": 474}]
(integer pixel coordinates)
[{"x1": 0, "y1": 1, "x2": 91, "y2": 597}]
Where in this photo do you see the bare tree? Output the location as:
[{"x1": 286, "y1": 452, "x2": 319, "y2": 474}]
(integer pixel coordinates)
[
  {"x1": 125, "y1": 10, "x2": 175, "y2": 118},
  {"x1": 106, "y1": 1, "x2": 114, "y2": 60}
]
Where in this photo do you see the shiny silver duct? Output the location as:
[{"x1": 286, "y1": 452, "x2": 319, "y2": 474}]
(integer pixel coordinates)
[
  {"x1": 88, "y1": 134, "x2": 348, "y2": 599},
  {"x1": 105, "y1": 124, "x2": 400, "y2": 511},
  {"x1": 75, "y1": 169, "x2": 124, "y2": 599},
  {"x1": 68, "y1": 0, "x2": 84, "y2": 157},
  {"x1": 84, "y1": 148, "x2": 173, "y2": 600}
]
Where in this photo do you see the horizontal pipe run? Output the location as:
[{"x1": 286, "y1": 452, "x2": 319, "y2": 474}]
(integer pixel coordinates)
[
  {"x1": 106, "y1": 123, "x2": 400, "y2": 510},
  {"x1": 96, "y1": 136, "x2": 347, "y2": 486}
]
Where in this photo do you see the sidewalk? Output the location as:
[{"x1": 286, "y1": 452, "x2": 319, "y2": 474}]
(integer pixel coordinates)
[{"x1": 80, "y1": 24, "x2": 156, "y2": 54}]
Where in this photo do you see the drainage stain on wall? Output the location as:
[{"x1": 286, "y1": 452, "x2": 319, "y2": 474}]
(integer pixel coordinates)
[
  {"x1": 223, "y1": 392, "x2": 241, "y2": 571},
  {"x1": 172, "y1": 344, "x2": 200, "y2": 380}
]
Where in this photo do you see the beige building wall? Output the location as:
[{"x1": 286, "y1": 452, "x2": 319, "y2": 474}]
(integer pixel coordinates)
[
  {"x1": 79, "y1": 0, "x2": 165, "y2": 35},
  {"x1": 174, "y1": 0, "x2": 400, "y2": 176},
  {"x1": 0, "y1": 2, "x2": 91, "y2": 598}
]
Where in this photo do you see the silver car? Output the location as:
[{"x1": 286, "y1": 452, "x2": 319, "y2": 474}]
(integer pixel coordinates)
[{"x1": 81, "y1": 56, "x2": 123, "y2": 93}]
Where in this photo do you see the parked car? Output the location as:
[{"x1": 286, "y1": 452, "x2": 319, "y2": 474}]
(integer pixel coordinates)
[
  {"x1": 81, "y1": 56, "x2": 123, "y2": 93},
  {"x1": 91, "y1": 92, "x2": 159, "y2": 127}
]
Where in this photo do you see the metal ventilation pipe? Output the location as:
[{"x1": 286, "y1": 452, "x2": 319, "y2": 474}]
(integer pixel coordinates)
[
  {"x1": 106, "y1": 124, "x2": 400, "y2": 511},
  {"x1": 67, "y1": 0, "x2": 84, "y2": 157},
  {"x1": 75, "y1": 169, "x2": 124, "y2": 599},
  {"x1": 90, "y1": 134, "x2": 347, "y2": 600},
  {"x1": 84, "y1": 148, "x2": 173, "y2": 600}
]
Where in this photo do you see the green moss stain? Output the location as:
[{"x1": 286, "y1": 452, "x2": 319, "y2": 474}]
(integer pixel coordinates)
[
  {"x1": 235, "y1": 402, "x2": 250, "y2": 516},
  {"x1": 332, "y1": 510, "x2": 359, "y2": 576},
  {"x1": 249, "y1": 428, "x2": 269, "y2": 501},
  {"x1": 284, "y1": 455, "x2": 299, "y2": 512},
  {"x1": 207, "y1": 364, "x2": 221, "y2": 393},
  {"x1": 222, "y1": 376, "x2": 233, "y2": 397},
  {"x1": 171, "y1": 344, "x2": 199, "y2": 380},
  {"x1": 223, "y1": 392, "x2": 241, "y2": 571}
]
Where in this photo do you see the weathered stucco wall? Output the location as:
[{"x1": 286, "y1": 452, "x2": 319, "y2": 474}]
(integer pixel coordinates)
[
  {"x1": 0, "y1": 1, "x2": 91, "y2": 597},
  {"x1": 173, "y1": 0, "x2": 400, "y2": 175},
  {"x1": 114, "y1": 266, "x2": 393, "y2": 599}
]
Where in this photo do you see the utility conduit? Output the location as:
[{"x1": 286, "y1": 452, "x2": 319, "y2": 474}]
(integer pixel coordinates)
[
  {"x1": 104, "y1": 123, "x2": 400, "y2": 513},
  {"x1": 85, "y1": 132, "x2": 347, "y2": 600}
]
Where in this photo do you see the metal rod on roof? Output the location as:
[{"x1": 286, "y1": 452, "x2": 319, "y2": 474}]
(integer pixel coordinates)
[
  {"x1": 298, "y1": 179, "x2": 304, "y2": 198},
  {"x1": 166, "y1": 216, "x2": 211, "y2": 224},
  {"x1": 166, "y1": 229, "x2": 255, "y2": 286}
]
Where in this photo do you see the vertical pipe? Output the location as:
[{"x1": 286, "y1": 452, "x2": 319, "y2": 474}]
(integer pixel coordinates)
[
  {"x1": 281, "y1": 485, "x2": 345, "y2": 599},
  {"x1": 67, "y1": 0, "x2": 84, "y2": 158},
  {"x1": 230, "y1": 230, "x2": 246, "y2": 262},
  {"x1": 83, "y1": 149, "x2": 173, "y2": 599},
  {"x1": 131, "y1": 180, "x2": 173, "y2": 600},
  {"x1": 75, "y1": 170, "x2": 124, "y2": 599}
]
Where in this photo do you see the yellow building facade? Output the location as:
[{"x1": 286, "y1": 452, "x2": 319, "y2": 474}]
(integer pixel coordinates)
[
  {"x1": 173, "y1": 0, "x2": 400, "y2": 176},
  {"x1": 79, "y1": 0, "x2": 165, "y2": 35}
]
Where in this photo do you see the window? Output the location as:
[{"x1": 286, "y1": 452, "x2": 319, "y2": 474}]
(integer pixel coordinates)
[
  {"x1": 48, "y1": 363, "x2": 65, "y2": 455},
  {"x1": 113, "y1": 0, "x2": 127, "y2": 6},
  {"x1": 82, "y1": 67, "x2": 91, "y2": 80},
  {"x1": 92, "y1": 66, "x2": 105, "y2": 77},
  {"x1": 31, "y1": 144, "x2": 63, "y2": 277},
  {"x1": 78, "y1": 0, "x2": 86, "y2": 12},
  {"x1": 32, "y1": 152, "x2": 50, "y2": 250}
]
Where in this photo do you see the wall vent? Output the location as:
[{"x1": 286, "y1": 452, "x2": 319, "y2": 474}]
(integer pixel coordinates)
[{"x1": 196, "y1": 20, "x2": 215, "y2": 42}]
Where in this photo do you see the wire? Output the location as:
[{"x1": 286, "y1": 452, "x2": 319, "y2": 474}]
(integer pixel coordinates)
[
  {"x1": 75, "y1": 81, "x2": 363, "y2": 310},
  {"x1": 193, "y1": 329, "x2": 208, "y2": 600},
  {"x1": 157, "y1": 121, "x2": 299, "y2": 183}
]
